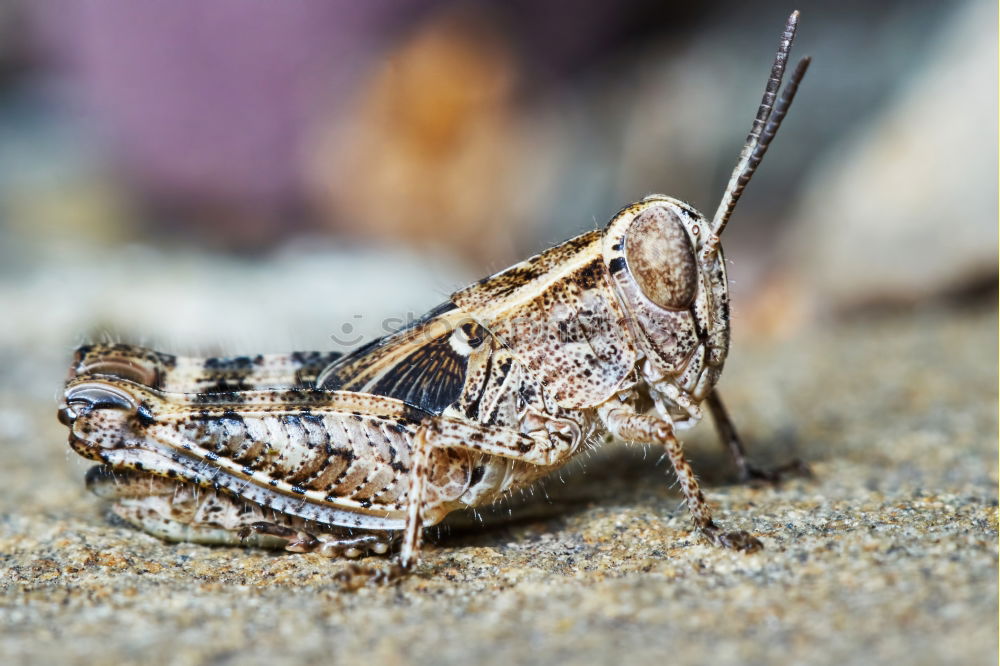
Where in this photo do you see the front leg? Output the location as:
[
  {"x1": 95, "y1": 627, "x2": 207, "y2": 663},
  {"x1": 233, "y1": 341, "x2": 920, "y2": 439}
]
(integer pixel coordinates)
[
  {"x1": 706, "y1": 390, "x2": 810, "y2": 484},
  {"x1": 598, "y1": 399, "x2": 762, "y2": 552}
]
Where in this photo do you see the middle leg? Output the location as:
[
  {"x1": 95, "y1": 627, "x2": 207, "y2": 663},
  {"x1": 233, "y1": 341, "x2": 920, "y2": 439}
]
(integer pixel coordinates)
[{"x1": 399, "y1": 415, "x2": 581, "y2": 569}]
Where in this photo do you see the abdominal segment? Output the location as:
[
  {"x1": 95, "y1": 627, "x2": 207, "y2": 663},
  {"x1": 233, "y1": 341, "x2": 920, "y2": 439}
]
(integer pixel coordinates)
[
  {"x1": 79, "y1": 384, "x2": 426, "y2": 528},
  {"x1": 64, "y1": 370, "x2": 480, "y2": 530}
]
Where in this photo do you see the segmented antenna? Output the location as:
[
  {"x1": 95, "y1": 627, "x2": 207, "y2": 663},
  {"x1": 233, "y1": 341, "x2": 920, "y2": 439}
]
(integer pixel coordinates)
[{"x1": 702, "y1": 11, "x2": 810, "y2": 260}]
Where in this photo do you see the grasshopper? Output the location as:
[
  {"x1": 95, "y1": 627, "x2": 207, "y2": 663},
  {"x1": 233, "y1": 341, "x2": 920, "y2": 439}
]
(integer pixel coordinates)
[{"x1": 59, "y1": 12, "x2": 810, "y2": 575}]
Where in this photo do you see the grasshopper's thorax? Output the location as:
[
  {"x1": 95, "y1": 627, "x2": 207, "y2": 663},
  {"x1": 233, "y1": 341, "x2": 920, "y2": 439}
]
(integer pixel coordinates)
[{"x1": 602, "y1": 195, "x2": 730, "y2": 426}]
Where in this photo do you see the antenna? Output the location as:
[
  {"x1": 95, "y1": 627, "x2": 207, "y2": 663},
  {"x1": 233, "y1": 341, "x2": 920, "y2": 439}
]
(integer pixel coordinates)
[{"x1": 702, "y1": 11, "x2": 810, "y2": 261}]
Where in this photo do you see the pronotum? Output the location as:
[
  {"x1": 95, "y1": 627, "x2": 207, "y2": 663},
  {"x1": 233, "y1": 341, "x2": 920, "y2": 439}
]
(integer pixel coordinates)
[{"x1": 59, "y1": 12, "x2": 810, "y2": 578}]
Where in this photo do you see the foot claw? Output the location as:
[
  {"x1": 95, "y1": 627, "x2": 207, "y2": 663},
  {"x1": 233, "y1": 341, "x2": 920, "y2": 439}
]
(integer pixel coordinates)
[
  {"x1": 739, "y1": 458, "x2": 812, "y2": 485},
  {"x1": 717, "y1": 530, "x2": 763, "y2": 552},
  {"x1": 285, "y1": 531, "x2": 321, "y2": 553},
  {"x1": 701, "y1": 524, "x2": 763, "y2": 553},
  {"x1": 334, "y1": 560, "x2": 408, "y2": 590}
]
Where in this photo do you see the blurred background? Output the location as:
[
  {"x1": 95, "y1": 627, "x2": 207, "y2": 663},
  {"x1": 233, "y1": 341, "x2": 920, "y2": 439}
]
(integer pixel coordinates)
[
  {"x1": 0, "y1": 0, "x2": 995, "y2": 413},
  {"x1": 0, "y1": 5, "x2": 995, "y2": 662}
]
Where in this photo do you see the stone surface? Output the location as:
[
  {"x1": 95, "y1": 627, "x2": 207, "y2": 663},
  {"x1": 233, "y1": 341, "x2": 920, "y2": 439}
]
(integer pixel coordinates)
[{"x1": 0, "y1": 264, "x2": 995, "y2": 665}]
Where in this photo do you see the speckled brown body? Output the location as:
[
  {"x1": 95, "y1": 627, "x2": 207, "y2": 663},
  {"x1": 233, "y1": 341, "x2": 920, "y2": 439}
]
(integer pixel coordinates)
[
  {"x1": 58, "y1": 13, "x2": 811, "y2": 574},
  {"x1": 59, "y1": 195, "x2": 754, "y2": 567}
]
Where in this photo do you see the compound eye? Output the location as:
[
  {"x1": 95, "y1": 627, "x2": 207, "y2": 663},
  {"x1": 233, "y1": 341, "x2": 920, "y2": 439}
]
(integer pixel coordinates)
[{"x1": 624, "y1": 205, "x2": 698, "y2": 310}]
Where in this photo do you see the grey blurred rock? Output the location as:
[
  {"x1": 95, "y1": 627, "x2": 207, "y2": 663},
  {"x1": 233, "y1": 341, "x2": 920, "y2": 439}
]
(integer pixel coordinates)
[
  {"x1": 0, "y1": 238, "x2": 470, "y2": 409},
  {"x1": 786, "y1": 0, "x2": 997, "y2": 309}
]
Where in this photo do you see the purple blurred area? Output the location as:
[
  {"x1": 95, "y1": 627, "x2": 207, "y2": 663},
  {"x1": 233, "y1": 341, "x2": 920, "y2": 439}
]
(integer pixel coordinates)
[
  {"x1": 27, "y1": 0, "x2": 422, "y2": 242},
  {"x1": 44, "y1": 2, "x2": 388, "y2": 192}
]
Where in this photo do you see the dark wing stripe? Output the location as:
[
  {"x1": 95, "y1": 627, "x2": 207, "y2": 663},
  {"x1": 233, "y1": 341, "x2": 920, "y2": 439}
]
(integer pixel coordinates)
[
  {"x1": 368, "y1": 333, "x2": 467, "y2": 415},
  {"x1": 318, "y1": 300, "x2": 458, "y2": 391}
]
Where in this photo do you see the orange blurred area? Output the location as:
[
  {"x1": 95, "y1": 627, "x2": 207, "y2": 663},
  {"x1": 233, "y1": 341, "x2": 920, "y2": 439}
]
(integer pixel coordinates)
[{"x1": 310, "y1": 6, "x2": 531, "y2": 265}]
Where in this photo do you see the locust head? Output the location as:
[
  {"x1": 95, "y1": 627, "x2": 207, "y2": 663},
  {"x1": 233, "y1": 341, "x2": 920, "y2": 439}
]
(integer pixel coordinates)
[
  {"x1": 603, "y1": 21, "x2": 810, "y2": 423},
  {"x1": 602, "y1": 197, "x2": 728, "y2": 423}
]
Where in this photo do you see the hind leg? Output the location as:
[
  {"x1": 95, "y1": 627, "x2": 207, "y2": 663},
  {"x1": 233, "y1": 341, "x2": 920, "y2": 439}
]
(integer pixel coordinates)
[{"x1": 87, "y1": 465, "x2": 396, "y2": 557}]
